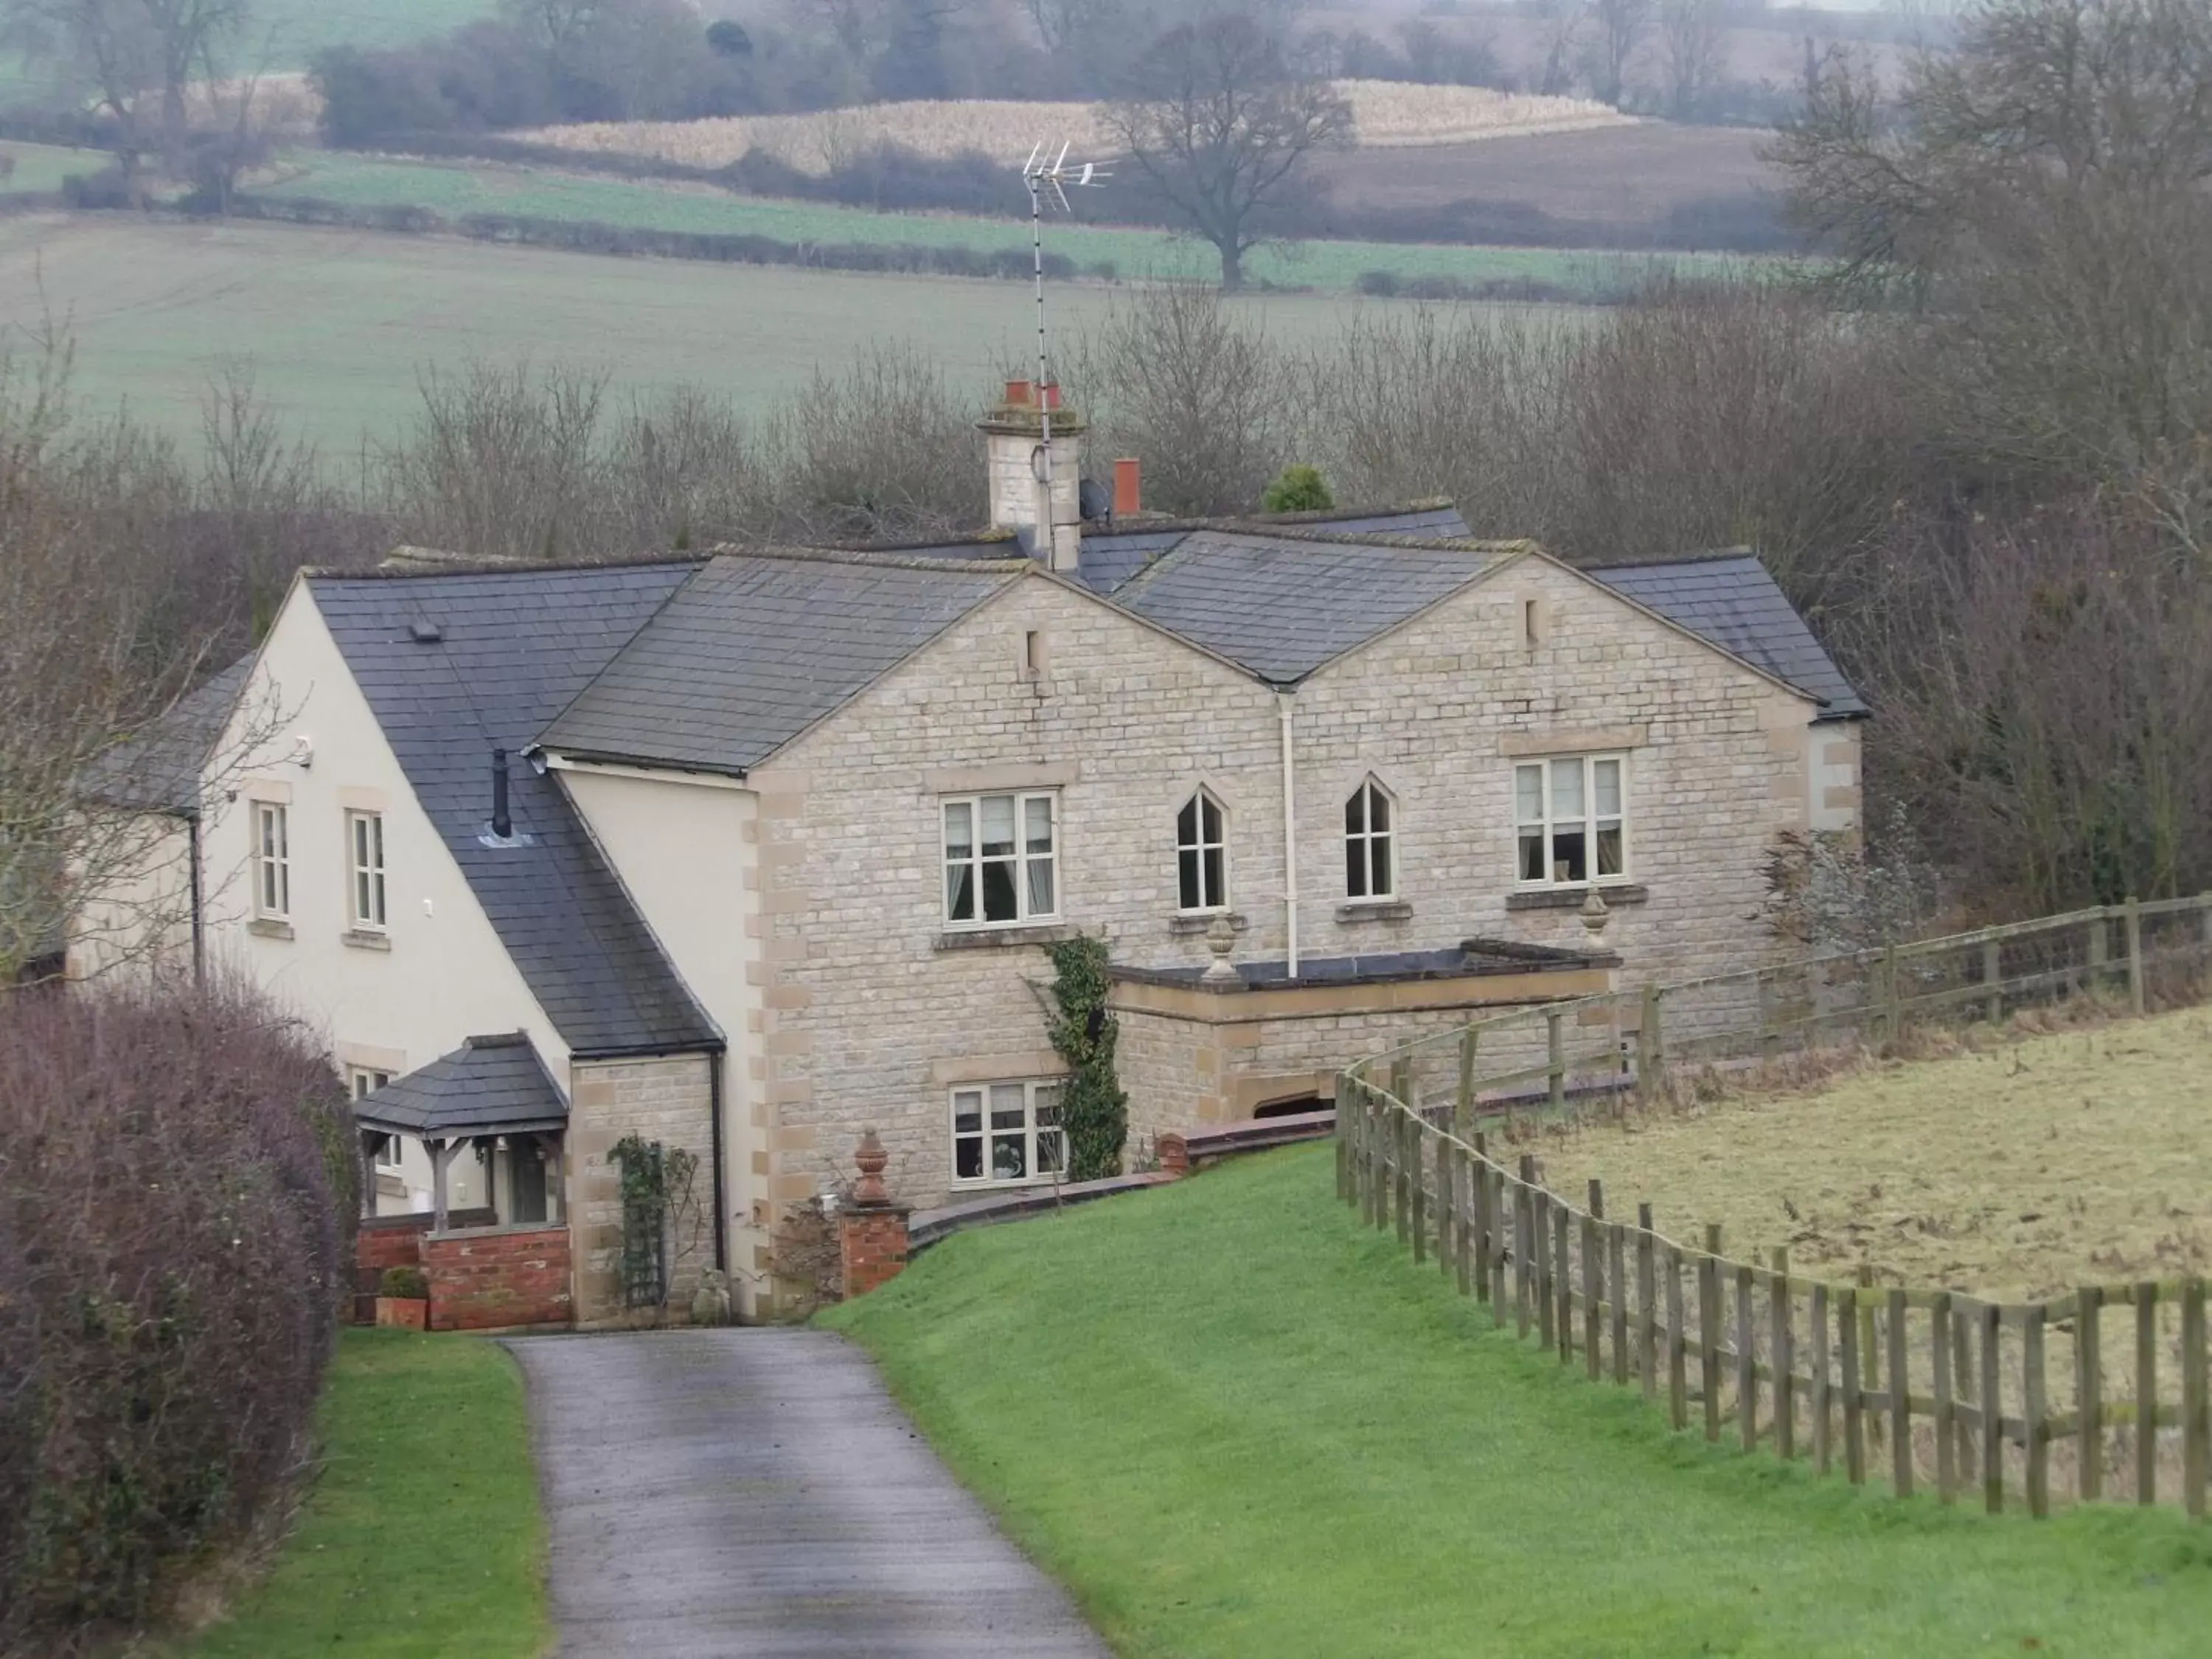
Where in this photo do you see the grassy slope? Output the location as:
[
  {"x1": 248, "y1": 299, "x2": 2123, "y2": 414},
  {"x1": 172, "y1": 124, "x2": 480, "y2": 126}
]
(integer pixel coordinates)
[
  {"x1": 263, "y1": 152, "x2": 1747, "y2": 294},
  {"x1": 0, "y1": 215, "x2": 1541, "y2": 456},
  {"x1": 1534, "y1": 1006, "x2": 2212, "y2": 1298},
  {"x1": 178, "y1": 1329, "x2": 549, "y2": 1659},
  {"x1": 826, "y1": 1144, "x2": 2212, "y2": 1659}
]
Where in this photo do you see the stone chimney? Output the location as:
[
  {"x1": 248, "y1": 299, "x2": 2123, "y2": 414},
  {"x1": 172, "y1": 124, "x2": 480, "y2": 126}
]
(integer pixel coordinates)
[{"x1": 979, "y1": 378, "x2": 1087, "y2": 574}]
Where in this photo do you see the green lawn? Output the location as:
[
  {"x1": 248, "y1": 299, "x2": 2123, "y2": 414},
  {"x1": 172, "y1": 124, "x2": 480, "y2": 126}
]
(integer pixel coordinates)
[
  {"x1": 264, "y1": 151, "x2": 1745, "y2": 296},
  {"x1": 178, "y1": 1329, "x2": 549, "y2": 1659},
  {"x1": 0, "y1": 139, "x2": 103, "y2": 193},
  {"x1": 824, "y1": 1144, "x2": 2212, "y2": 1659}
]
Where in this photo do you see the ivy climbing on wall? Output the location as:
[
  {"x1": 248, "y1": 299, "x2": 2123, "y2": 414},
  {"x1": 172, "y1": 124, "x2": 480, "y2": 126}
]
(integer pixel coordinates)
[
  {"x1": 610, "y1": 1135, "x2": 701, "y2": 1309},
  {"x1": 1044, "y1": 935, "x2": 1128, "y2": 1181}
]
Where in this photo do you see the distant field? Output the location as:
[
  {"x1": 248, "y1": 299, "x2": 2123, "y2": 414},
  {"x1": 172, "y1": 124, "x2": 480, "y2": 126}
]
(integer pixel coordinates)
[
  {"x1": 0, "y1": 215, "x2": 1571, "y2": 456},
  {"x1": 1307, "y1": 124, "x2": 1782, "y2": 242},
  {"x1": 0, "y1": 139, "x2": 94, "y2": 193},
  {"x1": 1532, "y1": 1007, "x2": 2212, "y2": 1300},
  {"x1": 261, "y1": 151, "x2": 1738, "y2": 293},
  {"x1": 519, "y1": 83, "x2": 1635, "y2": 173}
]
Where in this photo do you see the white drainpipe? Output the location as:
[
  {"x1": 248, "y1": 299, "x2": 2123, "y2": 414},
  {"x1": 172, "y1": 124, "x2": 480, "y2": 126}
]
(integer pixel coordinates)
[{"x1": 1279, "y1": 691, "x2": 1300, "y2": 979}]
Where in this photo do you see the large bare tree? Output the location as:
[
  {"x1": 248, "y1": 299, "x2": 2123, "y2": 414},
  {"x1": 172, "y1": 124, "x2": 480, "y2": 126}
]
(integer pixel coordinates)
[
  {"x1": 1102, "y1": 15, "x2": 1349, "y2": 289},
  {"x1": 1584, "y1": 0, "x2": 1654, "y2": 106},
  {"x1": 0, "y1": 0, "x2": 246, "y2": 185},
  {"x1": 1657, "y1": 0, "x2": 1726, "y2": 118}
]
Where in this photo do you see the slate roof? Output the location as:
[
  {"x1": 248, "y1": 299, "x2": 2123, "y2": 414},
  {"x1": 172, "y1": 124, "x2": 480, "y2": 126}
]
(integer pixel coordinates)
[
  {"x1": 1074, "y1": 504, "x2": 1474, "y2": 597},
  {"x1": 1589, "y1": 554, "x2": 1867, "y2": 717},
  {"x1": 80, "y1": 657, "x2": 254, "y2": 815},
  {"x1": 539, "y1": 552, "x2": 1020, "y2": 774},
  {"x1": 352, "y1": 1032, "x2": 568, "y2": 1139},
  {"x1": 1115, "y1": 531, "x2": 1509, "y2": 686},
  {"x1": 310, "y1": 563, "x2": 721, "y2": 1057}
]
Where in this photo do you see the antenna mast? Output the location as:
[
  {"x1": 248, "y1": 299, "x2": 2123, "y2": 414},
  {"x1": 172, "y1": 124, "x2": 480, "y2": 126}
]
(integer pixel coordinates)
[{"x1": 1021, "y1": 142, "x2": 1107, "y2": 565}]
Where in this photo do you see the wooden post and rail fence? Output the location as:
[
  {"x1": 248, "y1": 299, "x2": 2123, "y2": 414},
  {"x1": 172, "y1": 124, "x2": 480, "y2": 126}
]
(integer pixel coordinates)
[{"x1": 1331, "y1": 893, "x2": 2212, "y2": 1517}]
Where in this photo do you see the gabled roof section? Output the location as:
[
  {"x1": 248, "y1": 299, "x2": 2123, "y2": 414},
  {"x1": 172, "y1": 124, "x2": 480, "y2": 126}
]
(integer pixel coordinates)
[
  {"x1": 1074, "y1": 502, "x2": 1475, "y2": 597},
  {"x1": 1113, "y1": 530, "x2": 1514, "y2": 686},
  {"x1": 309, "y1": 561, "x2": 720, "y2": 1057},
  {"x1": 538, "y1": 549, "x2": 1022, "y2": 774},
  {"x1": 352, "y1": 1032, "x2": 568, "y2": 1140},
  {"x1": 1587, "y1": 554, "x2": 1867, "y2": 717},
  {"x1": 79, "y1": 656, "x2": 254, "y2": 815}
]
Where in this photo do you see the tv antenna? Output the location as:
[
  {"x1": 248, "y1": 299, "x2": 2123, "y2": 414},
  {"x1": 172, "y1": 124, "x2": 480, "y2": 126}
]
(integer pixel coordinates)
[{"x1": 1022, "y1": 142, "x2": 1108, "y2": 560}]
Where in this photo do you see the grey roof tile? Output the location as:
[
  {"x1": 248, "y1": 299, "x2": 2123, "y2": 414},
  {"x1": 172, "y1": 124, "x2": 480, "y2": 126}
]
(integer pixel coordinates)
[
  {"x1": 540, "y1": 553, "x2": 1020, "y2": 773},
  {"x1": 80, "y1": 657, "x2": 254, "y2": 815},
  {"x1": 1074, "y1": 506, "x2": 1473, "y2": 597},
  {"x1": 1589, "y1": 554, "x2": 1867, "y2": 716},
  {"x1": 1115, "y1": 531, "x2": 1504, "y2": 685},
  {"x1": 310, "y1": 563, "x2": 720, "y2": 1057},
  {"x1": 353, "y1": 1032, "x2": 568, "y2": 1138}
]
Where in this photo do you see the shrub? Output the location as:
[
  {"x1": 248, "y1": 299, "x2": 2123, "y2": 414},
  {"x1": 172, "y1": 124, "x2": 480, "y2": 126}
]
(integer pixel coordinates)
[
  {"x1": 1263, "y1": 464, "x2": 1335, "y2": 512},
  {"x1": 380, "y1": 1265, "x2": 430, "y2": 1301},
  {"x1": 0, "y1": 981, "x2": 355, "y2": 1652}
]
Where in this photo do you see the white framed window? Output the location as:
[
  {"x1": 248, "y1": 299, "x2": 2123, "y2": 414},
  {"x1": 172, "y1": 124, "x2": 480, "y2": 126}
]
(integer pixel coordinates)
[
  {"x1": 351, "y1": 1068, "x2": 400, "y2": 1168},
  {"x1": 253, "y1": 801, "x2": 290, "y2": 919},
  {"x1": 1515, "y1": 754, "x2": 1628, "y2": 886},
  {"x1": 950, "y1": 1079, "x2": 1066, "y2": 1186},
  {"x1": 1176, "y1": 789, "x2": 1228, "y2": 912},
  {"x1": 1344, "y1": 777, "x2": 1396, "y2": 900},
  {"x1": 942, "y1": 792, "x2": 1057, "y2": 928},
  {"x1": 347, "y1": 810, "x2": 387, "y2": 929}
]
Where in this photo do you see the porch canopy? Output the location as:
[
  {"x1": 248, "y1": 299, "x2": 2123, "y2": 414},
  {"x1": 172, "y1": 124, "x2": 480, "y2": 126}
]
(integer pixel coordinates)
[{"x1": 352, "y1": 1032, "x2": 568, "y2": 1229}]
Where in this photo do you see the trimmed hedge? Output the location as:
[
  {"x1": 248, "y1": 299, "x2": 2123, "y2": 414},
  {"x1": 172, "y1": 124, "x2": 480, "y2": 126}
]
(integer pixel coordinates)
[
  {"x1": 0, "y1": 982, "x2": 356, "y2": 1655},
  {"x1": 212, "y1": 190, "x2": 1105, "y2": 282}
]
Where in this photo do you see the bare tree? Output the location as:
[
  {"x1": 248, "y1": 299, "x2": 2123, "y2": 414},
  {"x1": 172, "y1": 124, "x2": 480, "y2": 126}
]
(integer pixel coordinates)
[
  {"x1": 0, "y1": 0, "x2": 248, "y2": 186},
  {"x1": 1585, "y1": 0, "x2": 1654, "y2": 106},
  {"x1": 1102, "y1": 15, "x2": 1349, "y2": 289},
  {"x1": 1531, "y1": 0, "x2": 1585, "y2": 94},
  {"x1": 1658, "y1": 0, "x2": 1727, "y2": 118}
]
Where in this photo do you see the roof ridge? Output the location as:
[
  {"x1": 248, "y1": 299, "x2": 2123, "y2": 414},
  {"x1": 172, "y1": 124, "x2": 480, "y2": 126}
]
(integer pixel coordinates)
[
  {"x1": 701, "y1": 542, "x2": 1030, "y2": 577},
  {"x1": 307, "y1": 553, "x2": 706, "y2": 582},
  {"x1": 1079, "y1": 498, "x2": 1461, "y2": 538},
  {"x1": 1186, "y1": 526, "x2": 1537, "y2": 554}
]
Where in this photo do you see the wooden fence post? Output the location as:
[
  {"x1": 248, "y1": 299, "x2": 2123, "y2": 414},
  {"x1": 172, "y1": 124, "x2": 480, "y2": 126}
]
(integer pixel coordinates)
[
  {"x1": 1857, "y1": 1265, "x2": 1881, "y2": 1458},
  {"x1": 2077, "y1": 1286, "x2": 2101, "y2": 1503},
  {"x1": 1584, "y1": 1182, "x2": 1604, "y2": 1380},
  {"x1": 1395, "y1": 1109, "x2": 1412, "y2": 1248},
  {"x1": 1470, "y1": 1133, "x2": 1490, "y2": 1304},
  {"x1": 1411, "y1": 1119, "x2": 1428, "y2": 1267},
  {"x1": 1545, "y1": 1009, "x2": 1565, "y2": 1116},
  {"x1": 1637, "y1": 1203, "x2": 1658, "y2": 1400},
  {"x1": 1610, "y1": 1222, "x2": 1630, "y2": 1386},
  {"x1": 1773, "y1": 1248, "x2": 1795, "y2": 1462},
  {"x1": 2088, "y1": 911, "x2": 2110, "y2": 999},
  {"x1": 2125, "y1": 895, "x2": 2145, "y2": 1016},
  {"x1": 1555, "y1": 1200, "x2": 1574, "y2": 1366},
  {"x1": 2024, "y1": 1304, "x2": 2049, "y2": 1518},
  {"x1": 1889, "y1": 1289, "x2": 1913, "y2": 1498},
  {"x1": 2184, "y1": 1279, "x2": 2208, "y2": 1520},
  {"x1": 2137, "y1": 1282, "x2": 2159, "y2": 1506},
  {"x1": 1931, "y1": 1293, "x2": 1954, "y2": 1501},
  {"x1": 1983, "y1": 938, "x2": 2002, "y2": 1025},
  {"x1": 1811, "y1": 1281, "x2": 1832, "y2": 1475},
  {"x1": 1455, "y1": 1026, "x2": 1476, "y2": 1139},
  {"x1": 1488, "y1": 1165, "x2": 1508, "y2": 1311},
  {"x1": 1880, "y1": 945, "x2": 1902, "y2": 1047},
  {"x1": 1737, "y1": 1262, "x2": 1758, "y2": 1452},
  {"x1": 1534, "y1": 1187, "x2": 1555, "y2": 1352},
  {"x1": 1666, "y1": 1242, "x2": 1688, "y2": 1432},
  {"x1": 1952, "y1": 1310, "x2": 1975, "y2": 1489},
  {"x1": 1516, "y1": 1157, "x2": 1537, "y2": 1340},
  {"x1": 1839, "y1": 1287, "x2": 1866, "y2": 1484},
  {"x1": 1980, "y1": 1301, "x2": 2003, "y2": 1514},
  {"x1": 1643, "y1": 984, "x2": 1665, "y2": 1096},
  {"x1": 1701, "y1": 1223, "x2": 1724, "y2": 1444},
  {"x1": 1454, "y1": 1144, "x2": 1475, "y2": 1298}
]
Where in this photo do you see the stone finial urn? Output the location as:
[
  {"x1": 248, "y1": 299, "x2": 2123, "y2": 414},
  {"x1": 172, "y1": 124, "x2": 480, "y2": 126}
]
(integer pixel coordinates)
[
  {"x1": 852, "y1": 1127, "x2": 891, "y2": 1206},
  {"x1": 1579, "y1": 888, "x2": 1611, "y2": 937},
  {"x1": 1201, "y1": 913, "x2": 1241, "y2": 983}
]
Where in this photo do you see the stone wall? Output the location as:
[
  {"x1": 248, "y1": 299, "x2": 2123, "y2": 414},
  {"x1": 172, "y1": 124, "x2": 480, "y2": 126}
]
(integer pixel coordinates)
[
  {"x1": 421, "y1": 1223, "x2": 572, "y2": 1331},
  {"x1": 568, "y1": 1053, "x2": 718, "y2": 1326},
  {"x1": 746, "y1": 556, "x2": 1846, "y2": 1227}
]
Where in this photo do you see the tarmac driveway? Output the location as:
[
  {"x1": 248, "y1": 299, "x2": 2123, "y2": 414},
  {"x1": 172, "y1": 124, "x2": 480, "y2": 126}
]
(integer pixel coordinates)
[{"x1": 503, "y1": 1327, "x2": 1111, "y2": 1658}]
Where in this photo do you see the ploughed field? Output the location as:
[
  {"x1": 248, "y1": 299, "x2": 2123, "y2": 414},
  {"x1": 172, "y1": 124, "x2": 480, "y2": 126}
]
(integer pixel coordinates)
[{"x1": 1528, "y1": 1006, "x2": 2212, "y2": 1301}]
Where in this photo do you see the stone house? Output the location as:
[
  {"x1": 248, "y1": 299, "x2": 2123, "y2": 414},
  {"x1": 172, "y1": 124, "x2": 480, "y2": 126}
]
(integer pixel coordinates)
[{"x1": 79, "y1": 383, "x2": 1863, "y2": 1321}]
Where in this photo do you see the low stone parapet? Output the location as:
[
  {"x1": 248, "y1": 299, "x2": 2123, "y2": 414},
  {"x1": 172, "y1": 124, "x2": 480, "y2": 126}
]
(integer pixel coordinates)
[
  {"x1": 420, "y1": 1222, "x2": 572, "y2": 1332},
  {"x1": 352, "y1": 1208, "x2": 495, "y2": 1324}
]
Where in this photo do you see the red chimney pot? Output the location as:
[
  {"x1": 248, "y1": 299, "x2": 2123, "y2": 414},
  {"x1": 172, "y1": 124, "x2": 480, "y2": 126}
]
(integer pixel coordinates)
[
  {"x1": 1040, "y1": 382, "x2": 1063, "y2": 411},
  {"x1": 1113, "y1": 456, "x2": 1142, "y2": 516},
  {"x1": 1004, "y1": 378, "x2": 1033, "y2": 407}
]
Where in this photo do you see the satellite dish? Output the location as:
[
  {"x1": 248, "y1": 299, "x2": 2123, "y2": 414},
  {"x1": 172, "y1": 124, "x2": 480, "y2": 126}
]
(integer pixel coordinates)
[
  {"x1": 1079, "y1": 477, "x2": 1110, "y2": 521},
  {"x1": 1029, "y1": 443, "x2": 1049, "y2": 483}
]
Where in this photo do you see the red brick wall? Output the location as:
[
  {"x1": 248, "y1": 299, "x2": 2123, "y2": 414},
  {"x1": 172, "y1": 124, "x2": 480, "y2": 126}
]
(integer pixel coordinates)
[
  {"x1": 422, "y1": 1225, "x2": 573, "y2": 1332},
  {"x1": 839, "y1": 1207, "x2": 911, "y2": 1298},
  {"x1": 352, "y1": 1210, "x2": 495, "y2": 1324}
]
